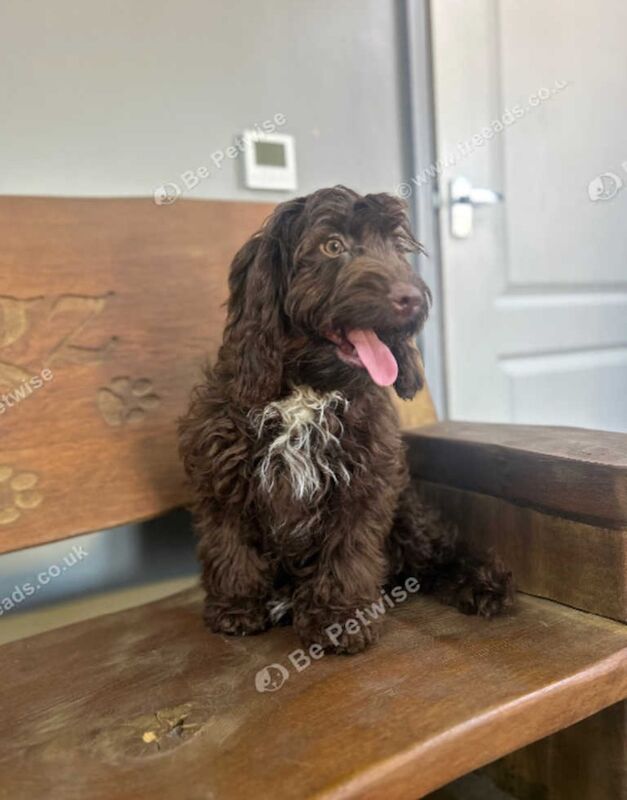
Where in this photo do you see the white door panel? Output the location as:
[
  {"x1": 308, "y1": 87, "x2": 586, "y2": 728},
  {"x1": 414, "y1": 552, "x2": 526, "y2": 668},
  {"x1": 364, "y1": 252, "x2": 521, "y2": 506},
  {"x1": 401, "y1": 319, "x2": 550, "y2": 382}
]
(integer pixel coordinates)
[
  {"x1": 500, "y1": 3, "x2": 627, "y2": 286},
  {"x1": 500, "y1": 348, "x2": 627, "y2": 431},
  {"x1": 495, "y1": 293, "x2": 627, "y2": 355},
  {"x1": 431, "y1": 0, "x2": 627, "y2": 431}
]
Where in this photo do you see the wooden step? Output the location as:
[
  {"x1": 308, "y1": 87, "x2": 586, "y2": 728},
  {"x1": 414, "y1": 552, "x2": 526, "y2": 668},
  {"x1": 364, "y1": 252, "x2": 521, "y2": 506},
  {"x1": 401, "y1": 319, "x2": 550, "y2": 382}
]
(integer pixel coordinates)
[{"x1": 0, "y1": 588, "x2": 625, "y2": 800}]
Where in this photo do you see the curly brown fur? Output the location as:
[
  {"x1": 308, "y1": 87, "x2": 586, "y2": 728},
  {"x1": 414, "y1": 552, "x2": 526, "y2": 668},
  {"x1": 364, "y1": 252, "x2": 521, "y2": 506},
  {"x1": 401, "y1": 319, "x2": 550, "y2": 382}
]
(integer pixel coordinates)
[{"x1": 179, "y1": 186, "x2": 513, "y2": 654}]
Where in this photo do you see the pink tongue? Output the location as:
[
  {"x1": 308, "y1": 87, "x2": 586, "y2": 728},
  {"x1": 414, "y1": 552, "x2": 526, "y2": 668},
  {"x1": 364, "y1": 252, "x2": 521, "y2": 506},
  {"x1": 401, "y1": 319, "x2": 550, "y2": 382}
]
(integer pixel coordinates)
[{"x1": 346, "y1": 329, "x2": 398, "y2": 387}]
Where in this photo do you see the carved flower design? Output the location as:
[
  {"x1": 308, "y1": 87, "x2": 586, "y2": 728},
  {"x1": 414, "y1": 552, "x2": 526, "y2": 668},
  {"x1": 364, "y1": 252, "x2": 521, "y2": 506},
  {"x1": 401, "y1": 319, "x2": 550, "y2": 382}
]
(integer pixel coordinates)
[
  {"x1": 97, "y1": 376, "x2": 161, "y2": 427},
  {"x1": 0, "y1": 466, "x2": 43, "y2": 525}
]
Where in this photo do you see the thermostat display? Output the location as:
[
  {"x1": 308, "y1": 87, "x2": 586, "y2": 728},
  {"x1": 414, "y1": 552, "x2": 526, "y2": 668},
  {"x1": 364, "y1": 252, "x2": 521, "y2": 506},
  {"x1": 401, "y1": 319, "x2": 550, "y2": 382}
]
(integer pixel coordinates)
[
  {"x1": 242, "y1": 130, "x2": 297, "y2": 191},
  {"x1": 254, "y1": 140, "x2": 287, "y2": 168}
]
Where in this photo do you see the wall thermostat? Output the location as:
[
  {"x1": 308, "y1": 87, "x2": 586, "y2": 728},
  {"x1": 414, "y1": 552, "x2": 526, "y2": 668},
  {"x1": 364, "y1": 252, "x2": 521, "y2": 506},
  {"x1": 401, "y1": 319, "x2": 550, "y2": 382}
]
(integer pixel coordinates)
[{"x1": 242, "y1": 130, "x2": 297, "y2": 191}]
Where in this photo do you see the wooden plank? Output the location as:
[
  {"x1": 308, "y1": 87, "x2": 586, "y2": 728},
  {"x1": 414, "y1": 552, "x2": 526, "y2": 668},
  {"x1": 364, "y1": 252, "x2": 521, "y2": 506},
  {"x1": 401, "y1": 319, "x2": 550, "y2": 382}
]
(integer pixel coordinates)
[
  {"x1": 0, "y1": 196, "x2": 436, "y2": 555},
  {"x1": 0, "y1": 589, "x2": 625, "y2": 800},
  {"x1": 0, "y1": 197, "x2": 273, "y2": 553},
  {"x1": 419, "y1": 481, "x2": 627, "y2": 622},
  {"x1": 406, "y1": 422, "x2": 627, "y2": 528}
]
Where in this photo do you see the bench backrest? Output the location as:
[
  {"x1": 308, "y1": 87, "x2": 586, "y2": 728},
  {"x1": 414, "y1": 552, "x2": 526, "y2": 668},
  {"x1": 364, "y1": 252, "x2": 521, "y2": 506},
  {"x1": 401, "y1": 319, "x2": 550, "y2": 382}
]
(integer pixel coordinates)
[{"x1": 0, "y1": 197, "x2": 436, "y2": 555}]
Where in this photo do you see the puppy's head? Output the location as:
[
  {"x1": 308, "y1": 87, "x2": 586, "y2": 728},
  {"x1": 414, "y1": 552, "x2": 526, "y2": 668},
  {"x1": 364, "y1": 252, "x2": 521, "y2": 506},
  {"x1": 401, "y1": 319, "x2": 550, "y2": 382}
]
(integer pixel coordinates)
[{"x1": 223, "y1": 185, "x2": 430, "y2": 406}]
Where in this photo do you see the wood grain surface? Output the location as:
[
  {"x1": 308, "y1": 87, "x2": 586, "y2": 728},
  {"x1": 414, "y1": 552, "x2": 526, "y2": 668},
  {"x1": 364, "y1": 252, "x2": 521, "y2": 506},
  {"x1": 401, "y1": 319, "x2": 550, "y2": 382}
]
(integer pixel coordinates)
[
  {"x1": 0, "y1": 196, "x2": 435, "y2": 555},
  {"x1": 0, "y1": 197, "x2": 271, "y2": 553},
  {"x1": 406, "y1": 422, "x2": 627, "y2": 528},
  {"x1": 0, "y1": 588, "x2": 625, "y2": 800},
  {"x1": 2, "y1": 196, "x2": 623, "y2": 800},
  {"x1": 419, "y1": 481, "x2": 627, "y2": 622}
]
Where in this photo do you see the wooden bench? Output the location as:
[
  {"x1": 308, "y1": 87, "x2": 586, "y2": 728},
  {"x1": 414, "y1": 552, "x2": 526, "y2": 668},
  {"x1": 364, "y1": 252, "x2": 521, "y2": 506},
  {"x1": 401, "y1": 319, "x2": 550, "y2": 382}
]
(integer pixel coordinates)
[{"x1": 0, "y1": 196, "x2": 625, "y2": 799}]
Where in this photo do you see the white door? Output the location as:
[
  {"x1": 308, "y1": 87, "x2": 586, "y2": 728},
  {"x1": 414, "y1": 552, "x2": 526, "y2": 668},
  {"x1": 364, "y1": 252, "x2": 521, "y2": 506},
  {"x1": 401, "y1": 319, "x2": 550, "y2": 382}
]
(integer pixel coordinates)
[{"x1": 429, "y1": 0, "x2": 627, "y2": 432}]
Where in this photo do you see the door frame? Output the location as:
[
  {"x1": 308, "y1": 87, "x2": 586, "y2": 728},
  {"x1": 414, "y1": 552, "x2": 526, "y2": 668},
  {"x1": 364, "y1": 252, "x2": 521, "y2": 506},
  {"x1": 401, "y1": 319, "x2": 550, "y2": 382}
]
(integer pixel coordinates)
[{"x1": 401, "y1": 0, "x2": 447, "y2": 417}]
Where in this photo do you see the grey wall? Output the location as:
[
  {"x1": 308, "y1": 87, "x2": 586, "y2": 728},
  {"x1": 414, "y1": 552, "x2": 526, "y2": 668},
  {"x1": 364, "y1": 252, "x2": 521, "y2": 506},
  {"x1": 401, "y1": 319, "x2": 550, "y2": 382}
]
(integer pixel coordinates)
[{"x1": 1, "y1": 0, "x2": 409, "y2": 201}]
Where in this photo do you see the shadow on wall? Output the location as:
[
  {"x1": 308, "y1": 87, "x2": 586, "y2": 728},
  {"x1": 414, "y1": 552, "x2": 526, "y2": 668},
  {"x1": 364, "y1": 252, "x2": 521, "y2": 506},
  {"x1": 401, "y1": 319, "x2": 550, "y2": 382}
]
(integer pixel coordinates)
[{"x1": 0, "y1": 508, "x2": 198, "y2": 614}]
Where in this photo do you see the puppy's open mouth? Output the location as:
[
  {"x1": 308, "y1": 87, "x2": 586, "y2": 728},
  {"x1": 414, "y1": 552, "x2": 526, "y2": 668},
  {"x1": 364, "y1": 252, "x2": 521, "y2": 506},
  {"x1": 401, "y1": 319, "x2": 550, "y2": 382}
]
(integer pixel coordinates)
[{"x1": 325, "y1": 329, "x2": 398, "y2": 387}]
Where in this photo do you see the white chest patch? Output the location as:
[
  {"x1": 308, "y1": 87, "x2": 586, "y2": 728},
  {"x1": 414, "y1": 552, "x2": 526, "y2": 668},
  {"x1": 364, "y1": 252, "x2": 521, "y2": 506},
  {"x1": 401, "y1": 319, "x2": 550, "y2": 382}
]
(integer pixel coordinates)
[{"x1": 249, "y1": 385, "x2": 351, "y2": 501}]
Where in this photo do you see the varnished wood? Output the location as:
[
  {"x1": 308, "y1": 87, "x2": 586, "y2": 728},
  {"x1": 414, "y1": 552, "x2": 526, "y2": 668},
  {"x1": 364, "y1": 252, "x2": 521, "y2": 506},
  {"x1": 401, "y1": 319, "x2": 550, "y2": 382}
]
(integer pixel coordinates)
[
  {"x1": 0, "y1": 197, "x2": 273, "y2": 552},
  {"x1": 395, "y1": 389, "x2": 437, "y2": 430},
  {"x1": 0, "y1": 588, "x2": 624, "y2": 800},
  {"x1": 0, "y1": 197, "x2": 435, "y2": 555},
  {"x1": 407, "y1": 422, "x2": 627, "y2": 528},
  {"x1": 419, "y1": 481, "x2": 627, "y2": 622},
  {"x1": 1, "y1": 196, "x2": 624, "y2": 800},
  {"x1": 392, "y1": 351, "x2": 437, "y2": 429},
  {"x1": 480, "y1": 702, "x2": 626, "y2": 800}
]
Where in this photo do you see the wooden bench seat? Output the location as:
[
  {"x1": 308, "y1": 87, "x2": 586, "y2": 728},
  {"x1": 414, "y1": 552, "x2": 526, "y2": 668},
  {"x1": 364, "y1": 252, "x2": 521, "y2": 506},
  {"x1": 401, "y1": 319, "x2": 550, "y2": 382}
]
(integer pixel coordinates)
[
  {"x1": 1, "y1": 197, "x2": 625, "y2": 799},
  {"x1": 0, "y1": 588, "x2": 624, "y2": 799}
]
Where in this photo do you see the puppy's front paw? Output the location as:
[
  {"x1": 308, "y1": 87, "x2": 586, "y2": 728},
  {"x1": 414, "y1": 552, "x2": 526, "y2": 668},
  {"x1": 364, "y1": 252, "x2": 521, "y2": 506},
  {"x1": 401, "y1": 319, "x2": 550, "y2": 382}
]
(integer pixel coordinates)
[
  {"x1": 204, "y1": 599, "x2": 269, "y2": 636},
  {"x1": 293, "y1": 607, "x2": 381, "y2": 655}
]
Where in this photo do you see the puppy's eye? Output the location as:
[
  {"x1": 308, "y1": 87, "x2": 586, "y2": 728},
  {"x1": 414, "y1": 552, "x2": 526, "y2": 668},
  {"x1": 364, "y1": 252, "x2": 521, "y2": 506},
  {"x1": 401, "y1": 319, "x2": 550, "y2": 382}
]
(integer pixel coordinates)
[{"x1": 321, "y1": 237, "x2": 346, "y2": 258}]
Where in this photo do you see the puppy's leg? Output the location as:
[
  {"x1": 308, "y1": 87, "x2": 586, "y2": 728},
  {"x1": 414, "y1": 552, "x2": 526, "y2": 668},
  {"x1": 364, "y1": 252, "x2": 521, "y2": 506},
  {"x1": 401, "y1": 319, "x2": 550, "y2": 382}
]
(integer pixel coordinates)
[
  {"x1": 292, "y1": 504, "x2": 392, "y2": 655},
  {"x1": 198, "y1": 517, "x2": 274, "y2": 636},
  {"x1": 388, "y1": 483, "x2": 514, "y2": 617}
]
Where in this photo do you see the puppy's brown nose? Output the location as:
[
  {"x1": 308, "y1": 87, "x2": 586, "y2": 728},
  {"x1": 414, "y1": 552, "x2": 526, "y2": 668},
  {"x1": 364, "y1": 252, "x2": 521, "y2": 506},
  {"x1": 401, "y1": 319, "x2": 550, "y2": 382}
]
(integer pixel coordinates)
[{"x1": 390, "y1": 283, "x2": 422, "y2": 317}]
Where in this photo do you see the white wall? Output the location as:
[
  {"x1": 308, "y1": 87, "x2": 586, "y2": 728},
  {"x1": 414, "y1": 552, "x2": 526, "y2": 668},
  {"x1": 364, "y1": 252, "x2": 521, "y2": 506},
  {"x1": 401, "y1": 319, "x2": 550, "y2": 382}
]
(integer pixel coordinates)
[{"x1": 0, "y1": 0, "x2": 409, "y2": 201}]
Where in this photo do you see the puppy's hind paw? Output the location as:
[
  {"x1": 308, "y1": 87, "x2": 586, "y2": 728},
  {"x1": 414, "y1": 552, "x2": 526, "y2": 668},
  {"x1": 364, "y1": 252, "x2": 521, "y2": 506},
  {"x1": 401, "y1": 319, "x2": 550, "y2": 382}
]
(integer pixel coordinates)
[{"x1": 454, "y1": 563, "x2": 515, "y2": 618}]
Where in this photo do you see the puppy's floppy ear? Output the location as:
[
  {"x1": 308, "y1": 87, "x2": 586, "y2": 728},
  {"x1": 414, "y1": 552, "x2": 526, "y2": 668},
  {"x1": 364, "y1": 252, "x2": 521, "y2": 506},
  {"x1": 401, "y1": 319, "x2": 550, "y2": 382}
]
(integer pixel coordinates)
[
  {"x1": 223, "y1": 198, "x2": 305, "y2": 407},
  {"x1": 393, "y1": 339, "x2": 425, "y2": 400}
]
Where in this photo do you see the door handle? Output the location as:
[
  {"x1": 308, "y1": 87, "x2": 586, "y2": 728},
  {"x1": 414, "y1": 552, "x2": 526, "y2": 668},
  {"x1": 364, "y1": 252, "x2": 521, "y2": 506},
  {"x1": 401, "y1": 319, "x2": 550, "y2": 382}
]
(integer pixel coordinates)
[{"x1": 449, "y1": 176, "x2": 504, "y2": 238}]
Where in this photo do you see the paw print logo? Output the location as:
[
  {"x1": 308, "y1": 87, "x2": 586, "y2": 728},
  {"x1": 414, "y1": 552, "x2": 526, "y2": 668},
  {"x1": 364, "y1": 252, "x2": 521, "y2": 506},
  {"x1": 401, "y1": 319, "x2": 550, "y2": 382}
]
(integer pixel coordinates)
[
  {"x1": 254, "y1": 663, "x2": 289, "y2": 693},
  {"x1": 0, "y1": 466, "x2": 43, "y2": 525},
  {"x1": 153, "y1": 182, "x2": 181, "y2": 206},
  {"x1": 588, "y1": 172, "x2": 623, "y2": 202},
  {"x1": 97, "y1": 376, "x2": 161, "y2": 427}
]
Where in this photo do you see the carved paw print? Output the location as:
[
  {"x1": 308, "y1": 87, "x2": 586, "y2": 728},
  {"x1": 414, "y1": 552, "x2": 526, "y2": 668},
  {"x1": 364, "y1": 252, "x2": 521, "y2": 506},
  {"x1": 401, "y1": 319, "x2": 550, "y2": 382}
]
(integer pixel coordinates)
[
  {"x1": 97, "y1": 376, "x2": 160, "y2": 427},
  {"x1": 0, "y1": 466, "x2": 43, "y2": 525}
]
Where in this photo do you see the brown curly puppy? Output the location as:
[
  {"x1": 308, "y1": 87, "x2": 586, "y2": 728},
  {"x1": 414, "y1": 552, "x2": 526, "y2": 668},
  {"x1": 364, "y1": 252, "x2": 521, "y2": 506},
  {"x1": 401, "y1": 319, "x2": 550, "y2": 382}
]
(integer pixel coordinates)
[{"x1": 179, "y1": 186, "x2": 513, "y2": 654}]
